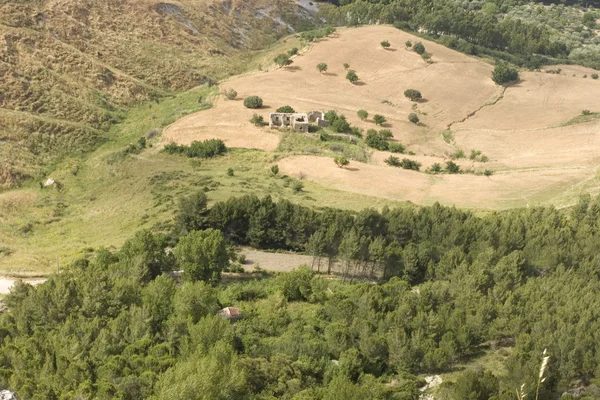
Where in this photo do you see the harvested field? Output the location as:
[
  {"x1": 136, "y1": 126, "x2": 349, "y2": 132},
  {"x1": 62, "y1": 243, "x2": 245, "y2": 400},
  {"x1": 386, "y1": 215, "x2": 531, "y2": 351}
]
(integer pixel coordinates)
[
  {"x1": 166, "y1": 25, "x2": 600, "y2": 210},
  {"x1": 278, "y1": 155, "x2": 590, "y2": 210}
]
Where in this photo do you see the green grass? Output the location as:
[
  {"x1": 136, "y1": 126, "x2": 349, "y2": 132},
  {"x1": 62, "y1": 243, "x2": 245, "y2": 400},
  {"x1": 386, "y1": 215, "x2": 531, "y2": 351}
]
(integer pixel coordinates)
[
  {"x1": 277, "y1": 131, "x2": 370, "y2": 162},
  {"x1": 560, "y1": 111, "x2": 600, "y2": 126},
  {"x1": 0, "y1": 85, "x2": 404, "y2": 276}
]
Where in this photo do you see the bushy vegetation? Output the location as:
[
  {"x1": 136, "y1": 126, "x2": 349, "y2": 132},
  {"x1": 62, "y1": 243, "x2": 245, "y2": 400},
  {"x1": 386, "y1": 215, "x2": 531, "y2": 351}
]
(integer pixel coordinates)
[
  {"x1": 8, "y1": 193, "x2": 600, "y2": 397},
  {"x1": 317, "y1": 0, "x2": 577, "y2": 68},
  {"x1": 244, "y1": 96, "x2": 264, "y2": 109},
  {"x1": 404, "y1": 89, "x2": 422, "y2": 102},
  {"x1": 317, "y1": 62, "x2": 328, "y2": 73},
  {"x1": 163, "y1": 139, "x2": 227, "y2": 159},
  {"x1": 492, "y1": 64, "x2": 520, "y2": 85},
  {"x1": 276, "y1": 105, "x2": 296, "y2": 113},
  {"x1": 346, "y1": 70, "x2": 359, "y2": 83}
]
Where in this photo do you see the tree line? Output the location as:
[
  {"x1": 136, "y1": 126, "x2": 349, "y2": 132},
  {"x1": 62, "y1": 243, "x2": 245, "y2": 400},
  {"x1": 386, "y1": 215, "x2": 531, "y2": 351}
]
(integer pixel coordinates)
[{"x1": 317, "y1": 0, "x2": 573, "y2": 68}]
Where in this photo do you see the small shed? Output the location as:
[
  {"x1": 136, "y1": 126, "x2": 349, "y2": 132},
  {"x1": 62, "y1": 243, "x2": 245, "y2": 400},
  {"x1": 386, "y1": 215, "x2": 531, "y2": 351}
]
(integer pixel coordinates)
[{"x1": 217, "y1": 306, "x2": 242, "y2": 322}]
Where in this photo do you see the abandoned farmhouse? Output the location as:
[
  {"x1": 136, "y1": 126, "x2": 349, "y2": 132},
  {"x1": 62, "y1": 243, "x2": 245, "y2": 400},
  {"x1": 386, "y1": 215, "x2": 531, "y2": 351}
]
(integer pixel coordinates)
[{"x1": 269, "y1": 111, "x2": 330, "y2": 132}]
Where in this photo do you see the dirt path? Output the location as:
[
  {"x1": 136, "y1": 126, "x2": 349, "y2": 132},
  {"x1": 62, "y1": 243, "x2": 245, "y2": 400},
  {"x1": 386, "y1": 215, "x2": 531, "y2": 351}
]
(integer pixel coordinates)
[{"x1": 0, "y1": 277, "x2": 46, "y2": 295}]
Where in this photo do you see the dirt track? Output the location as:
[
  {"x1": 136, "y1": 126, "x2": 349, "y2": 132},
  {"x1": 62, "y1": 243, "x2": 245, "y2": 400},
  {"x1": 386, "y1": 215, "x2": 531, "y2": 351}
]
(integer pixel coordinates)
[{"x1": 165, "y1": 25, "x2": 600, "y2": 210}]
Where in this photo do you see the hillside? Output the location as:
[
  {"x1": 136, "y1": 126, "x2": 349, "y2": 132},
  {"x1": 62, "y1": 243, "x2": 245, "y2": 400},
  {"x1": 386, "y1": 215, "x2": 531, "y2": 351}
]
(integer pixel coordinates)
[
  {"x1": 0, "y1": 0, "x2": 313, "y2": 188},
  {"x1": 166, "y1": 25, "x2": 600, "y2": 210}
]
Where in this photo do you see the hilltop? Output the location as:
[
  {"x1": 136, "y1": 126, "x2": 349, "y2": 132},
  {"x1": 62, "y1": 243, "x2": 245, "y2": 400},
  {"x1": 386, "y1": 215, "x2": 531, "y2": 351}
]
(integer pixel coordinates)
[{"x1": 0, "y1": 0, "x2": 313, "y2": 188}]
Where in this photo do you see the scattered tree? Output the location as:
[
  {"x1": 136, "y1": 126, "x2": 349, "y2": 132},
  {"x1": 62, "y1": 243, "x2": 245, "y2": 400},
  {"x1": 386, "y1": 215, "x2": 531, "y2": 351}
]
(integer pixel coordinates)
[
  {"x1": 244, "y1": 96, "x2": 263, "y2": 109},
  {"x1": 287, "y1": 47, "x2": 299, "y2": 56},
  {"x1": 227, "y1": 168, "x2": 234, "y2": 177},
  {"x1": 357, "y1": 109, "x2": 369, "y2": 120},
  {"x1": 276, "y1": 105, "x2": 296, "y2": 113},
  {"x1": 381, "y1": 40, "x2": 391, "y2": 49},
  {"x1": 593, "y1": 74, "x2": 599, "y2": 80},
  {"x1": 346, "y1": 70, "x2": 359, "y2": 84},
  {"x1": 334, "y1": 156, "x2": 350, "y2": 168},
  {"x1": 270, "y1": 165, "x2": 279, "y2": 176},
  {"x1": 404, "y1": 89, "x2": 422, "y2": 101},
  {"x1": 343, "y1": 63, "x2": 350, "y2": 69},
  {"x1": 317, "y1": 63, "x2": 328, "y2": 73},
  {"x1": 373, "y1": 114, "x2": 386, "y2": 126},
  {"x1": 274, "y1": 53, "x2": 292, "y2": 67},
  {"x1": 405, "y1": 40, "x2": 412, "y2": 48},
  {"x1": 408, "y1": 113, "x2": 419, "y2": 124},
  {"x1": 492, "y1": 64, "x2": 519, "y2": 85},
  {"x1": 413, "y1": 42, "x2": 426, "y2": 55}
]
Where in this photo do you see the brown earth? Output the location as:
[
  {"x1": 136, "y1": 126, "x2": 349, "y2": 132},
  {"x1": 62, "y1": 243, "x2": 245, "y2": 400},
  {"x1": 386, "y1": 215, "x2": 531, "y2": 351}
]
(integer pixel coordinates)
[{"x1": 165, "y1": 25, "x2": 600, "y2": 210}]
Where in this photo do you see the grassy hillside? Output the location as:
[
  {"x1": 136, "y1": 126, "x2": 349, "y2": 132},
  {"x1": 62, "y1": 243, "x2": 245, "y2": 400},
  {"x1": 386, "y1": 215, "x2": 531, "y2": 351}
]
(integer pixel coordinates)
[
  {"x1": 0, "y1": 80, "x2": 405, "y2": 276},
  {"x1": 0, "y1": 0, "x2": 314, "y2": 188}
]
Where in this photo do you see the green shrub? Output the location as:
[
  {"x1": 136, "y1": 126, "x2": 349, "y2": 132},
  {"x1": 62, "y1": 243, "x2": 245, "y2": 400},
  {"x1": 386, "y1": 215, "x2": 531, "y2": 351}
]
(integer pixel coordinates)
[
  {"x1": 276, "y1": 105, "x2": 295, "y2": 113},
  {"x1": 357, "y1": 109, "x2": 369, "y2": 120},
  {"x1": 592, "y1": 74, "x2": 599, "y2": 80},
  {"x1": 388, "y1": 142, "x2": 406, "y2": 154},
  {"x1": 244, "y1": 96, "x2": 263, "y2": 109},
  {"x1": 381, "y1": 40, "x2": 391, "y2": 49},
  {"x1": 346, "y1": 70, "x2": 359, "y2": 83},
  {"x1": 405, "y1": 40, "x2": 412, "y2": 48},
  {"x1": 163, "y1": 139, "x2": 227, "y2": 159},
  {"x1": 366, "y1": 131, "x2": 388, "y2": 151},
  {"x1": 413, "y1": 42, "x2": 425, "y2": 55},
  {"x1": 408, "y1": 113, "x2": 419, "y2": 124},
  {"x1": 428, "y1": 163, "x2": 442, "y2": 174},
  {"x1": 399, "y1": 158, "x2": 421, "y2": 171},
  {"x1": 445, "y1": 160, "x2": 461, "y2": 173},
  {"x1": 384, "y1": 155, "x2": 401, "y2": 167},
  {"x1": 492, "y1": 64, "x2": 519, "y2": 85}
]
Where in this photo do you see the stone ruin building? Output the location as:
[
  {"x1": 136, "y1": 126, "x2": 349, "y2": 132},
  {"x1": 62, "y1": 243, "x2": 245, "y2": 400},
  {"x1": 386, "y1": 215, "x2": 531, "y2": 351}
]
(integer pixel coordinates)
[{"x1": 269, "y1": 110, "x2": 330, "y2": 133}]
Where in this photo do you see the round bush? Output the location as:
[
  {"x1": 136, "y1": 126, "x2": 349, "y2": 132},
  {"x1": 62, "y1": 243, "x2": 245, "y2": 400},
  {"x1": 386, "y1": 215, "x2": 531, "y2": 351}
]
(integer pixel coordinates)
[{"x1": 244, "y1": 96, "x2": 263, "y2": 109}]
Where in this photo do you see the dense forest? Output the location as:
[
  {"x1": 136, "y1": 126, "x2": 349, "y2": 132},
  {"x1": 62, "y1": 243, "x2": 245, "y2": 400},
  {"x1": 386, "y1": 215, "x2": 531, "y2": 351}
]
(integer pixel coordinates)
[
  {"x1": 3, "y1": 193, "x2": 600, "y2": 398},
  {"x1": 317, "y1": 0, "x2": 600, "y2": 68}
]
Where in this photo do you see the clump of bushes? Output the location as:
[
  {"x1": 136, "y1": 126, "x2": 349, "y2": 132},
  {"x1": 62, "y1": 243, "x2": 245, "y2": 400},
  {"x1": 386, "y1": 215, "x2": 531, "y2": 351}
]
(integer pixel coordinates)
[
  {"x1": 163, "y1": 139, "x2": 227, "y2": 159},
  {"x1": 385, "y1": 156, "x2": 421, "y2": 171},
  {"x1": 244, "y1": 96, "x2": 263, "y2": 109}
]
